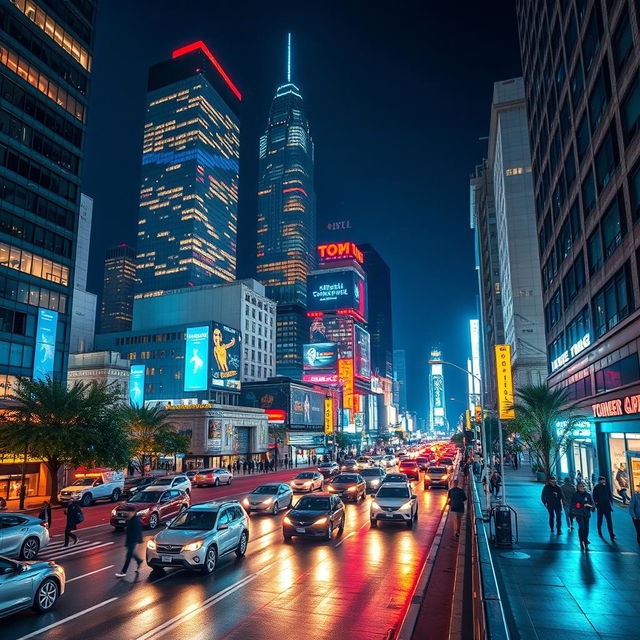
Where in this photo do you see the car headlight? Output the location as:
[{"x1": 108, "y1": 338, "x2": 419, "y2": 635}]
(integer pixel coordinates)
[
  {"x1": 242, "y1": 498, "x2": 249, "y2": 506},
  {"x1": 283, "y1": 516, "x2": 291, "y2": 525},
  {"x1": 182, "y1": 540, "x2": 204, "y2": 552},
  {"x1": 371, "y1": 479, "x2": 380, "y2": 486},
  {"x1": 111, "y1": 508, "x2": 118, "y2": 516},
  {"x1": 304, "y1": 481, "x2": 312, "y2": 487},
  {"x1": 262, "y1": 498, "x2": 273, "y2": 505},
  {"x1": 399, "y1": 501, "x2": 413, "y2": 511},
  {"x1": 290, "y1": 482, "x2": 295, "y2": 487},
  {"x1": 441, "y1": 475, "x2": 448, "y2": 480},
  {"x1": 137, "y1": 508, "x2": 149, "y2": 516},
  {"x1": 347, "y1": 486, "x2": 357, "y2": 492},
  {"x1": 328, "y1": 486, "x2": 336, "y2": 492},
  {"x1": 147, "y1": 539, "x2": 157, "y2": 550},
  {"x1": 314, "y1": 517, "x2": 328, "y2": 525},
  {"x1": 371, "y1": 501, "x2": 380, "y2": 511}
]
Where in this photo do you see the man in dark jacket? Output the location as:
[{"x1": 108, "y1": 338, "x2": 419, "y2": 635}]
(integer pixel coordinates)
[
  {"x1": 64, "y1": 501, "x2": 82, "y2": 547},
  {"x1": 447, "y1": 479, "x2": 467, "y2": 537},
  {"x1": 541, "y1": 476, "x2": 563, "y2": 534},
  {"x1": 115, "y1": 514, "x2": 143, "y2": 577},
  {"x1": 592, "y1": 476, "x2": 616, "y2": 541}
]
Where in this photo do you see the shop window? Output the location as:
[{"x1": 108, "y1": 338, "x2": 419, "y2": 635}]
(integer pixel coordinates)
[
  {"x1": 565, "y1": 376, "x2": 592, "y2": 401},
  {"x1": 612, "y1": 9, "x2": 633, "y2": 74},
  {"x1": 595, "y1": 353, "x2": 640, "y2": 392},
  {"x1": 608, "y1": 434, "x2": 628, "y2": 500}
]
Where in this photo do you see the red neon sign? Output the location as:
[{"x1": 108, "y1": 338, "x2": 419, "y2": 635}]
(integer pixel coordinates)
[
  {"x1": 283, "y1": 187, "x2": 308, "y2": 197},
  {"x1": 307, "y1": 311, "x2": 324, "y2": 318},
  {"x1": 317, "y1": 242, "x2": 363, "y2": 264},
  {"x1": 172, "y1": 41, "x2": 242, "y2": 101},
  {"x1": 265, "y1": 409, "x2": 286, "y2": 423}
]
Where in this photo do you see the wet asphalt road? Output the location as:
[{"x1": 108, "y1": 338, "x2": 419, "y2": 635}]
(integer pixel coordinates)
[{"x1": 4, "y1": 473, "x2": 447, "y2": 640}]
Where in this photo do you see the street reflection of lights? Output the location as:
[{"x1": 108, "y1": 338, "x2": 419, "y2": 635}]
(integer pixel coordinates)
[
  {"x1": 365, "y1": 531, "x2": 384, "y2": 564},
  {"x1": 134, "y1": 596, "x2": 154, "y2": 609},
  {"x1": 312, "y1": 549, "x2": 334, "y2": 582},
  {"x1": 274, "y1": 554, "x2": 297, "y2": 591}
]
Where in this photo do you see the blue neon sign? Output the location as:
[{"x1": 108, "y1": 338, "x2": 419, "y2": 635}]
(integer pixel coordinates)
[
  {"x1": 129, "y1": 364, "x2": 145, "y2": 408},
  {"x1": 184, "y1": 326, "x2": 209, "y2": 392},
  {"x1": 33, "y1": 308, "x2": 58, "y2": 381}
]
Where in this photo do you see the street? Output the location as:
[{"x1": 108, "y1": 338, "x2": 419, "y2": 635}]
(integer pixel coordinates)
[{"x1": 4, "y1": 469, "x2": 447, "y2": 640}]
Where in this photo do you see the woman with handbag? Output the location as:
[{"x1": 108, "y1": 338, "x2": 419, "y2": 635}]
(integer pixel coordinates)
[{"x1": 571, "y1": 482, "x2": 595, "y2": 551}]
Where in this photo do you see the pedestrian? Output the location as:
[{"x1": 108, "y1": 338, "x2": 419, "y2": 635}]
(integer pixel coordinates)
[
  {"x1": 629, "y1": 489, "x2": 640, "y2": 548},
  {"x1": 615, "y1": 464, "x2": 630, "y2": 505},
  {"x1": 541, "y1": 476, "x2": 563, "y2": 534},
  {"x1": 560, "y1": 477, "x2": 576, "y2": 530},
  {"x1": 571, "y1": 481, "x2": 595, "y2": 551},
  {"x1": 242, "y1": 460, "x2": 247, "y2": 474},
  {"x1": 38, "y1": 500, "x2": 52, "y2": 528},
  {"x1": 115, "y1": 513, "x2": 143, "y2": 577},
  {"x1": 64, "y1": 501, "x2": 83, "y2": 547},
  {"x1": 513, "y1": 453, "x2": 519, "y2": 470},
  {"x1": 592, "y1": 476, "x2": 616, "y2": 541},
  {"x1": 447, "y1": 479, "x2": 467, "y2": 537},
  {"x1": 575, "y1": 469, "x2": 584, "y2": 487}
]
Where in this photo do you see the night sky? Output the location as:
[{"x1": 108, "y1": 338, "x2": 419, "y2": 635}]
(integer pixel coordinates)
[{"x1": 82, "y1": 0, "x2": 522, "y2": 422}]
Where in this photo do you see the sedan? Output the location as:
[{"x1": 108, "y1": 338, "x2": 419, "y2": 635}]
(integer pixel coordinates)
[
  {"x1": 147, "y1": 475, "x2": 192, "y2": 494},
  {"x1": 283, "y1": 494, "x2": 345, "y2": 541},
  {"x1": 327, "y1": 474, "x2": 366, "y2": 502},
  {"x1": 382, "y1": 473, "x2": 409, "y2": 484},
  {"x1": 111, "y1": 489, "x2": 190, "y2": 530},
  {"x1": 382, "y1": 455, "x2": 397, "y2": 468},
  {"x1": 415, "y1": 456, "x2": 431, "y2": 471},
  {"x1": 317, "y1": 461, "x2": 339, "y2": 478},
  {"x1": 121, "y1": 476, "x2": 158, "y2": 501},
  {"x1": 193, "y1": 468, "x2": 233, "y2": 487},
  {"x1": 371, "y1": 455, "x2": 385, "y2": 467},
  {"x1": 0, "y1": 513, "x2": 49, "y2": 560},
  {"x1": 0, "y1": 556, "x2": 65, "y2": 617},
  {"x1": 423, "y1": 466, "x2": 451, "y2": 489},
  {"x1": 290, "y1": 471, "x2": 324, "y2": 493},
  {"x1": 356, "y1": 456, "x2": 373, "y2": 469},
  {"x1": 398, "y1": 460, "x2": 420, "y2": 481},
  {"x1": 340, "y1": 459, "x2": 359, "y2": 472},
  {"x1": 242, "y1": 483, "x2": 293, "y2": 515},
  {"x1": 370, "y1": 483, "x2": 418, "y2": 528},
  {"x1": 360, "y1": 467, "x2": 387, "y2": 493}
]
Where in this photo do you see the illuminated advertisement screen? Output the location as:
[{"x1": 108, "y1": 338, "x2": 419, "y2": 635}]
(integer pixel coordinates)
[
  {"x1": 33, "y1": 308, "x2": 58, "y2": 380},
  {"x1": 303, "y1": 343, "x2": 338, "y2": 371},
  {"x1": 210, "y1": 322, "x2": 241, "y2": 389},
  {"x1": 432, "y1": 374, "x2": 444, "y2": 409},
  {"x1": 354, "y1": 326, "x2": 371, "y2": 379},
  {"x1": 302, "y1": 372, "x2": 339, "y2": 384},
  {"x1": 184, "y1": 326, "x2": 209, "y2": 392},
  {"x1": 339, "y1": 358, "x2": 354, "y2": 408},
  {"x1": 290, "y1": 387, "x2": 325, "y2": 426},
  {"x1": 307, "y1": 270, "x2": 366, "y2": 318},
  {"x1": 129, "y1": 364, "x2": 145, "y2": 408},
  {"x1": 240, "y1": 384, "x2": 289, "y2": 411}
]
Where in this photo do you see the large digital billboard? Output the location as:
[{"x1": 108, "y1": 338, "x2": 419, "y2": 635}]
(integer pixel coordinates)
[
  {"x1": 210, "y1": 322, "x2": 241, "y2": 389},
  {"x1": 290, "y1": 387, "x2": 325, "y2": 426},
  {"x1": 339, "y1": 358, "x2": 354, "y2": 409},
  {"x1": 307, "y1": 270, "x2": 366, "y2": 318},
  {"x1": 184, "y1": 326, "x2": 209, "y2": 392},
  {"x1": 310, "y1": 316, "x2": 354, "y2": 359},
  {"x1": 33, "y1": 308, "x2": 58, "y2": 380},
  {"x1": 240, "y1": 384, "x2": 289, "y2": 411},
  {"x1": 129, "y1": 364, "x2": 145, "y2": 408},
  {"x1": 303, "y1": 343, "x2": 338, "y2": 371},
  {"x1": 354, "y1": 326, "x2": 371, "y2": 379}
]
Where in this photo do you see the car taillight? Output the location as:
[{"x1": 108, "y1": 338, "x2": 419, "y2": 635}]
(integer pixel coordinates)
[
  {"x1": 207, "y1": 474, "x2": 213, "y2": 478},
  {"x1": 39, "y1": 522, "x2": 48, "y2": 528}
]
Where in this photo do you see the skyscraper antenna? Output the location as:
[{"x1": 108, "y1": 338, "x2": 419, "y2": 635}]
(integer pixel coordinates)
[{"x1": 287, "y1": 32, "x2": 291, "y2": 83}]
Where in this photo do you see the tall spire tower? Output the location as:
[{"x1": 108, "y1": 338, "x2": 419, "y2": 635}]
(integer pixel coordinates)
[{"x1": 255, "y1": 34, "x2": 316, "y2": 378}]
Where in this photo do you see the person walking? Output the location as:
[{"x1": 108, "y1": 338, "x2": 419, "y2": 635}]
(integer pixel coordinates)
[
  {"x1": 571, "y1": 482, "x2": 595, "y2": 551},
  {"x1": 592, "y1": 476, "x2": 616, "y2": 541},
  {"x1": 560, "y1": 477, "x2": 576, "y2": 530},
  {"x1": 629, "y1": 489, "x2": 640, "y2": 548},
  {"x1": 615, "y1": 464, "x2": 630, "y2": 505},
  {"x1": 447, "y1": 479, "x2": 467, "y2": 537},
  {"x1": 541, "y1": 476, "x2": 563, "y2": 534},
  {"x1": 38, "y1": 500, "x2": 52, "y2": 528},
  {"x1": 64, "y1": 501, "x2": 82, "y2": 547},
  {"x1": 115, "y1": 513, "x2": 143, "y2": 578}
]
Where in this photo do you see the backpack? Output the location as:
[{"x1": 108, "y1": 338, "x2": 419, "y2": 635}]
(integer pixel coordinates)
[{"x1": 75, "y1": 507, "x2": 84, "y2": 523}]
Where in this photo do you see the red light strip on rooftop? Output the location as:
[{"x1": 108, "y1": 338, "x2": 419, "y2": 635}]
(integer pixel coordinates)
[
  {"x1": 283, "y1": 187, "x2": 308, "y2": 197},
  {"x1": 172, "y1": 40, "x2": 242, "y2": 101}
]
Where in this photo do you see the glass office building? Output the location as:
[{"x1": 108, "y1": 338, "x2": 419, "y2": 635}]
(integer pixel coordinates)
[
  {"x1": 99, "y1": 243, "x2": 136, "y2": 333},
  {"x1": 136, "y1": 41, "x2": 240, "y2": 297}
]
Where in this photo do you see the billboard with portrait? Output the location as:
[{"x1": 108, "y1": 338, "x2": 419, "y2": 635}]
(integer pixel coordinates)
[
  {"x1": 184, "y1": 326, "x2": 209, "y2": 392},
  {"x1": 33, "y1": 308, "x2": 58, "y2": 380},
  {"x1": 290, "y1": 387, "x2": 325, "y2": 426},
  {"x1": 129, "y1": 365, "x2": 145, "y2": 408},
  {"x1": 307, "y1": 270, "x2": 366, "y2": 318},
  {"x1": 210, "y1": 322, "x2": 241, "y2": 389},
  {"x1": 354, "y1": 326, "x2": 371, "y2": 379},
  {"x1": 303, "y1": 343, "x2": 338, "y2": 371}
]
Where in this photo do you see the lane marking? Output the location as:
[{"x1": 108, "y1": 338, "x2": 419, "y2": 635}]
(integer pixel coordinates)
[
  {"x1": 334, "y1": 531, "x2": 355, "y2": 548},
  {"x1": 67, "y1": 565, "x2": 114, "y2": 583},
  {"x1": 15, "y1": 597, "x2": 118, "y2": 640}
]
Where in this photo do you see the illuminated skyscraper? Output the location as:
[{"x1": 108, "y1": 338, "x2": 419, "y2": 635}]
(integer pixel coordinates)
[
  {"x1": 256, "y1": 35, "x2": 316, "y2": 376},
  {"x1": 428, "y1": 349, "x2": 447, "y2": 431},
  {"x1": 99, "y1": 244, "x2": 136, "y2": 333},
  {"x1": 136, "y1": 41, "x2": 241, "y2": 297}
]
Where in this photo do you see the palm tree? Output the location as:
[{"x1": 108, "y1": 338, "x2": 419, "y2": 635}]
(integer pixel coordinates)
[{"x1": 511, "y1": 383, "x2": 582, "y2": 480}]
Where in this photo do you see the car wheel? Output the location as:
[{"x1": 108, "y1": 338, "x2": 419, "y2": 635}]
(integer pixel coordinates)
[
  {"x1": 338, "y1": 517, "x2": 345, "y2": 534},
  {"x1": 283, "y1": 533, "x2": 292, "y2": 541},
  {"x1": 406, "y1": 518, "x2": 414, "y2": 529},
  {"x1": 148, "y1": 513, "x2": 159, "y2": 529},
  {"x1": 235, "y1": 531, "x2": 248, "y2": 557},
  {"x1": 33, "y1": 578, "x2": 59, "y2": 612},
  {"x1": 228, "y1": 477, "x2": 232, "y2": 485},
  {"x1": 202, "y1": 545, "x2": 217, "y2": 574},
  {"x1": 272, "y1": 501, "x2": 279, "y2": 515},
  {"x1": 81, "y1": 493, "x2": 92, "y2": 507},
  {"x1": 370, "y1": 519, "x2": 377, "y2": 528},
  {"x1": 215, "y1": 478, "x2": 220, "y2": 487},
  {"x1": 111, "y1": 488, "x2": 121, "y2": 502},
  {"x1": 325, "y1": 522, "x2": 333, "y2": 541},
  {"x1": 20, "y1": 536, "x2": 40, "y2": 560}
]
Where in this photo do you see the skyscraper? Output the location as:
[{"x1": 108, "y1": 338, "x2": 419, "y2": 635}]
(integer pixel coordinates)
[
  {"x1": 393, "y1": 349, "x2": 407, "y2": 412},
  {"x1": 99, "y1": 244, "x2": 136, "y2": 333},
  {"x1": 428, "y1": 349, "x2": 447, "y2": 431},
  {"x1": 136, "y1": 41, "x2": 241, "y2": 297},
  {"x1": 256, "y1": 35, "x2": 316, "y2": 377},
  {"x1": 0, "y1": 0, "x2": 96, "y2": 398}
]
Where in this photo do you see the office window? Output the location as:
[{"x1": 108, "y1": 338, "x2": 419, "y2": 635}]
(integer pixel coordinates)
[
  {"x1": 588, "y1": 228, "x2": 603, "y2": 274},
  {"x1": 592, "y1": 263, "x2": 633, "y2": 338},
  {"x1": 601, "y1": 195, "x2": 625, "y2": 258},
  {"x1": 565, "y1": 148, "x2": 576, "y2": 188},
  {"x1": 563, "y1": 252, "x2": 586, "y2": 308},
  {"x1": 588, "y1": 66, "x2": 610, "y2": 132},
  {"x1": 576, "y1": 113, "x2": 590, "y2": 159},
  {"x1": 612, "y1": 9, "x2": 633, "y2": 73},
  {"x1": 581, "y1": 168, "x2": 596, "y2": 216},
  {"x1": 595, "y1": 354, "x2": 640, "y2": 392},
  {"x1": 559, "y1": 99, "x2": 571, "y2": 143},
  {"x1": 566, "y1": 306, "x2": 590, "y2": 347},
  {"x1": 546, "y1": 289, "x2": 562, "y2": 329},
  {"x1": 565, "y1": 8, "x2": 579, "y2": 53},
  {"x1": 549, "y1": 334, "x2": 566, "y2": 366},
  {"x1": 571, "y1": 61, "x2": 585, "y2": 105},
  {"x1": 622, "y1": 73, "x2": 640, "y2": 143},
  {"x1": 630, "y1": 160, "x2": 640, "y2": 221},
  {"x1": 582, "y1": 9, "x2": 602, "y2": 73},
  {"x1": 594, "y1": 128, "x2": 618, "y2": 192}
]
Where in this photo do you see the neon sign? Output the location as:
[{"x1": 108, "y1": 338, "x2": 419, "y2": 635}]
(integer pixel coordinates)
[
  {"x1": 551, "y1": 333, "x2": 591, "y2": 372},
  {"x1": 317, "y1": 242, "x2": 363, "y2": 264},
  {"x1": 592, "y1": 394, "x2": 640, "y2": 418}
]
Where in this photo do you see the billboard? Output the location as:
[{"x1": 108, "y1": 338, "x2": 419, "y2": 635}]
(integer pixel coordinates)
[
  {"x1": 290, "y1": 387, "x2": 325, "y2": 426},
  {"x1": 33, "y1": 308, "x2": 58, "y2": 380},
  {"x1": 184, "y1": 326, "x2": 209, "y2": 392},
  {"x1": 240, "y1": 384, "x2": 288, "y2": 411},
  {"x1": 324, "y1": 397, "x2": 334, "y2": 434},
  {"x1": 495, "y1": 344, "x2": 515, "y2": 420},
  {"x1": 210, "y1": 322, "x2": 241, "y2": 389},
  {"x1": 311, "y1": 316, "x2": 354, "y2": 359},
  {"x1": 339, "y1": 358, "x2": 354, "y2": 408},
  {"x1": 129, "y1": 365, "x2": 145, "y2": 408},
  {"x1": 307, "y1": 270, "x2": 366, "y2": 318},
  {"x1": 303, "y1": 342, "x2": 338, "y2": 371},
  {"x1": 354, "y1": 326, "x2": 371, "y2": 379},
  {"x1": 302, "y1": 372, "x2": 339, "y2": 384}
]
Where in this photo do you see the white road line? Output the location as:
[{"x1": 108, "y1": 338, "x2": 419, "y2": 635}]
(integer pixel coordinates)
[
  {"x1": 51, "y1": 522, "x2": 112, "y2": 537},
  {"x1": 67, "y1": 565, "x2": 114, "y2": 582},
  {"x1": 40, "y1": 541, "x2": 114, "y2": 560},
  {"x1": 334, "y1": 531, "x2": 355, "y2": 547},
  {"x1": 44, "y1": 540, "x2": 96, "y2": 550},
  {"x1": 15, "y1": 597, "x2": 118, "y2": 640}
]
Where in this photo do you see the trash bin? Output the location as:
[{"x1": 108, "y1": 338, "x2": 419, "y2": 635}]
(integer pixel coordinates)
[{"x1": 490, "y1": 504, "x2": 517, "y2": 547}]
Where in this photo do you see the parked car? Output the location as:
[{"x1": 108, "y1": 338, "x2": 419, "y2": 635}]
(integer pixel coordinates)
[
  {"x1": 185, "y1": 470, "x2": 199, "y2": 479},
  {"x1": 146, "y1": 502, "x2": 249, "y2": 574},
  {"x1": 290, "y1": 471, "x2": 324, "y2": 493},
  {"x1": 242, "y1": 483, "x2": 293, "y2": 515},
  {"x1": 359, "y1": 467, "x2": 387, "y2": 493},
  {"x1": 398, "y1": 460, "x2": 420, "y2": 481},
  {"x1": 283, "y1": 494, "x2": 345, "y2": 541},
  {"x1": 340, "y1": 459, "x2": 358, "y2": 472},
  {"x1": 370, "y1": 483, "x2": 418, "y2": 528},
  {"x1": 327, "y1": 473, "x2": 366, "y2": 502},
  {"x1": 147, "y1": 475, "x2": 192, "y2": 494},
  {"x1": 0, "y1": 513, "x2": 49, "y2": 560},
  {"x1": 121, "y1": 476, "x2": 158, "y2": 501},
  {"x1": 317, "y1": 461, "x2": 339, "y2": 478},
  {"x1": 110, "y1": 489, "x2": 190, "y2": 530},
  {"x1": 423, "y1": 466, "x2": 451, "y2": 489},
  {"x1": 193, "y1": 468, "x2": 233, "y2": 487},
  {"x1": 0, "y1": 556, "x2": 65, "y2": 617},
  {"x1": 58, "y1": 469, "x2": 124, "y2": 507}
]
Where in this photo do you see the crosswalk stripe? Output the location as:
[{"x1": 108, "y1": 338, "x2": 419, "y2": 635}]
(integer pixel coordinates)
[{"x1": 39, "y1": 541, "x2": 114, "y2": 560}]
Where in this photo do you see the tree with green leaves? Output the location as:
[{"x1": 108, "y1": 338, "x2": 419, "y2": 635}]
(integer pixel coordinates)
[
  {"x1": 510, "y1": 383, "x2": 582, "y2": 480},
  {"x1": 0, "y1": 377, "x2": 129, "y2": 503}
]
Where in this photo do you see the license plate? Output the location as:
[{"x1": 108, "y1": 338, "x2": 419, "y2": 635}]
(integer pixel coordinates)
[
  {"x1": 296, "y1": 527, "x2": 306, "y2": 533},
  {"x1": 117, "y1": 519, "x2": 125, "y2": 524},
  {"x1": 161, "y1": 555, "x2": 172, "y2": 564}
]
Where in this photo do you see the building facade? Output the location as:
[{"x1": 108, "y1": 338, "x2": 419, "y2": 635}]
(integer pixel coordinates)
[
  {"x1": 136, "y1": 41, "x2": 241, "y2": 297},
  {"x1": 99, "y1": 244, "x2": 136, "y2": 333},
  {"x1": 515, "y1": 0, "x2": 640, "y2": 491},
  {"x1": 67, "y1": 350, "x2": 130, "y2": 400}
]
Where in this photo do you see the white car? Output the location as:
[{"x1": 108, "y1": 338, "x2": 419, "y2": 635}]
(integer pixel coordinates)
[
  {"x1": 290, "y1": 471, "x2": 324, "y2": 492},
  {"x1": 58, "y1": 470, "x2": 124, "y2": 507},
  {"x1": 193, "y1": 468, "x2": 233, "y2": 487},
  {"x1": 146, "y1": 475, "x2": 191, "y2": 495},
  {"x1": 382, "y1": 455, "x2": 397, "y2": 468},
  {"x1": 370, "y1": 482, "x2": 418, "y2": 528}
]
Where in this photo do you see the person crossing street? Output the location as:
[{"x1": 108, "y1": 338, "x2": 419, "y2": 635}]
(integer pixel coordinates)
[{"x1": 115, "y1": 513, "x2": 143, "y2": 578}]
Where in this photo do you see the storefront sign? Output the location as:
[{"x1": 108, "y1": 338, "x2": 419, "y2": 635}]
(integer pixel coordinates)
[
  {"x1": 551, "y1": 333, "x2": 591, "y2": 372},
  {"x1": 324, "y1": 398, "x2": 334, "y2": 435},
  {"x1": 317, "y1": 242, "x2": 363, "y2": 264},
  {"x1": 302, "y1": 372, "x2": 339, "y2": 384},
  {"x1": 339, "y1": 358, "x2": 354, "y2": 408},
  {"x1": 167, "y1": 403, "x2": 213, "y2": 410},
  {"x1": 592, "y1": 394, "x2": 640, "y2": 418},
  {"x1": 495, "y1": 344, "x2": 515, "y2": 420}
]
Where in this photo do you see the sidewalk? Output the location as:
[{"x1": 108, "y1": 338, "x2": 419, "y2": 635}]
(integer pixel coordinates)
[{"x1": 484, "y1": 464, "x2": 640, "y2": 640}]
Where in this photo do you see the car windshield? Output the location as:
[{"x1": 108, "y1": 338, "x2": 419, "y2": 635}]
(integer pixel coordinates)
[
  {"x1": 360, "y1": 469, "x2": 382, "y2": 476},
  {"x1": 400, "y1": 461, "x2": 417, "y2": 466},
  {"x1": 151, "y1": 478, "x2": 172, "y2": 485},
  {"x1": 319, "y1": 463, "x2": 334, "y2": 468},
  {"x1": 125, "y1": 478, "x2": 148, "y2": 487},
  {"x1": 385, "y1": 475, "x2": 406, "y2": 481},
  {"x1": 295, "y1": 497, "x2": 330, "y2": 511},
  {"x1": 344, "y1": 460, "x2": 356, "y2": 464},
  {"x1": 129, "y1": 491, "x2": 163, "y2": 503},
  {"x1": 198, "y1": 469, "x2": 214, "y2": 474},
  {"x1": 168, "y1": 510, "x2": 217, "y2": 530},
  {"x1": 253, "y1": 486, "x2": 278, "y2": 495},
  {"x1": 377, "y1": 487, "x2": 410, "y2": 498},
  {"x1": 429, "y1": 467, "x2": 447, "y2": 474},
  {"x1": 334, "y1": 475, "x2": 358, "y2": 483},
  {"x1": 296, "y1": 473, "x2": 315, "y2": 479},
  {"x1": 71, "y1": 478, "x2": 94, "y2": 486}
]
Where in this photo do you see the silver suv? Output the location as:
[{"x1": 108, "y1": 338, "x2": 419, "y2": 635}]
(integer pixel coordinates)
[
  {"x1": 0, "y1": 513, "x2": 50, "y2": 560},
  {"x1": 370, "y1": 482, "x2": 418, "y2": 528},
  {"x1": 146, "y1": 502, "x2": 249, "y2": 574}
]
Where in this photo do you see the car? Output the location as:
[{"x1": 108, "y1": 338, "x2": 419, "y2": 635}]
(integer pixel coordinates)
[
  {"x1": 370, "y1": 482, "x2": 418, "y2": 528},
  {"x1": 340, "y1": 459, "x2": 359, "y2": 472},
  {"x1": 371, "y1": 455, "x2": 385, "y2": 467},
  {"x1": 359, "y1": 467, "x2": 387, "y2": 493},
  {"x1": 0, "y1": 513, "x2": 50, "y2": 560},
  {"x1": 185, "y1": 470, "x2": 199, "y2": 479},
  {"x1": 398, "y1": 460, "x2": 420, "y2": 481},
  {"x1": 423, "y1": 466, "x2": 451, "y2": 489},
  {"x1": 327, "y1": 473, "x2": 366, "y2": 502},
  {"x1": 58, "y1": 469, "x2": 124, "y2": 506},
  {"x1": 317, "y1": 461, "x2": 339, "y2": 478},
  {"x1": 147, "y1": 475, "x2": 192, "y2": 494},
  {"x1": 382, "y1": 472, "x2": 409, "y2": 484},
  {"x1": 415, "y1": 457, "x2": 430, "y2": 471},
  {"x1": 146, "y1": 501, "x2": 249, "y2": 574},
  {"x1": 283, "y1": 494, "x2": 345, "y2": 541},
  {"x1": 438, "y1": 457, "x2": 454, "y2": 467},
  {"x1": 290, "y1": 471, "x2": 324, "y2": 492},
  {"x1": 110, "y1": 489, "x2": 190, "y2": 530},
  {"x1": 121, "y1": 476, "x2": 159, "y2": 501},
  {"x1": 382, "y1": 454, "x2": 397, "y2": 468},
  {"x1": 242, "y1": 483, "x2": 293, "y2": 514},
  {"x1": 0, "y1": 556, "x2": 65, "y2": 617},
  {"x1": 356, "y1": 456, "x2": 373, "y2": 469},
  {"x1": 193, "y1": 468, "x2": 233, "y2": 487}
]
